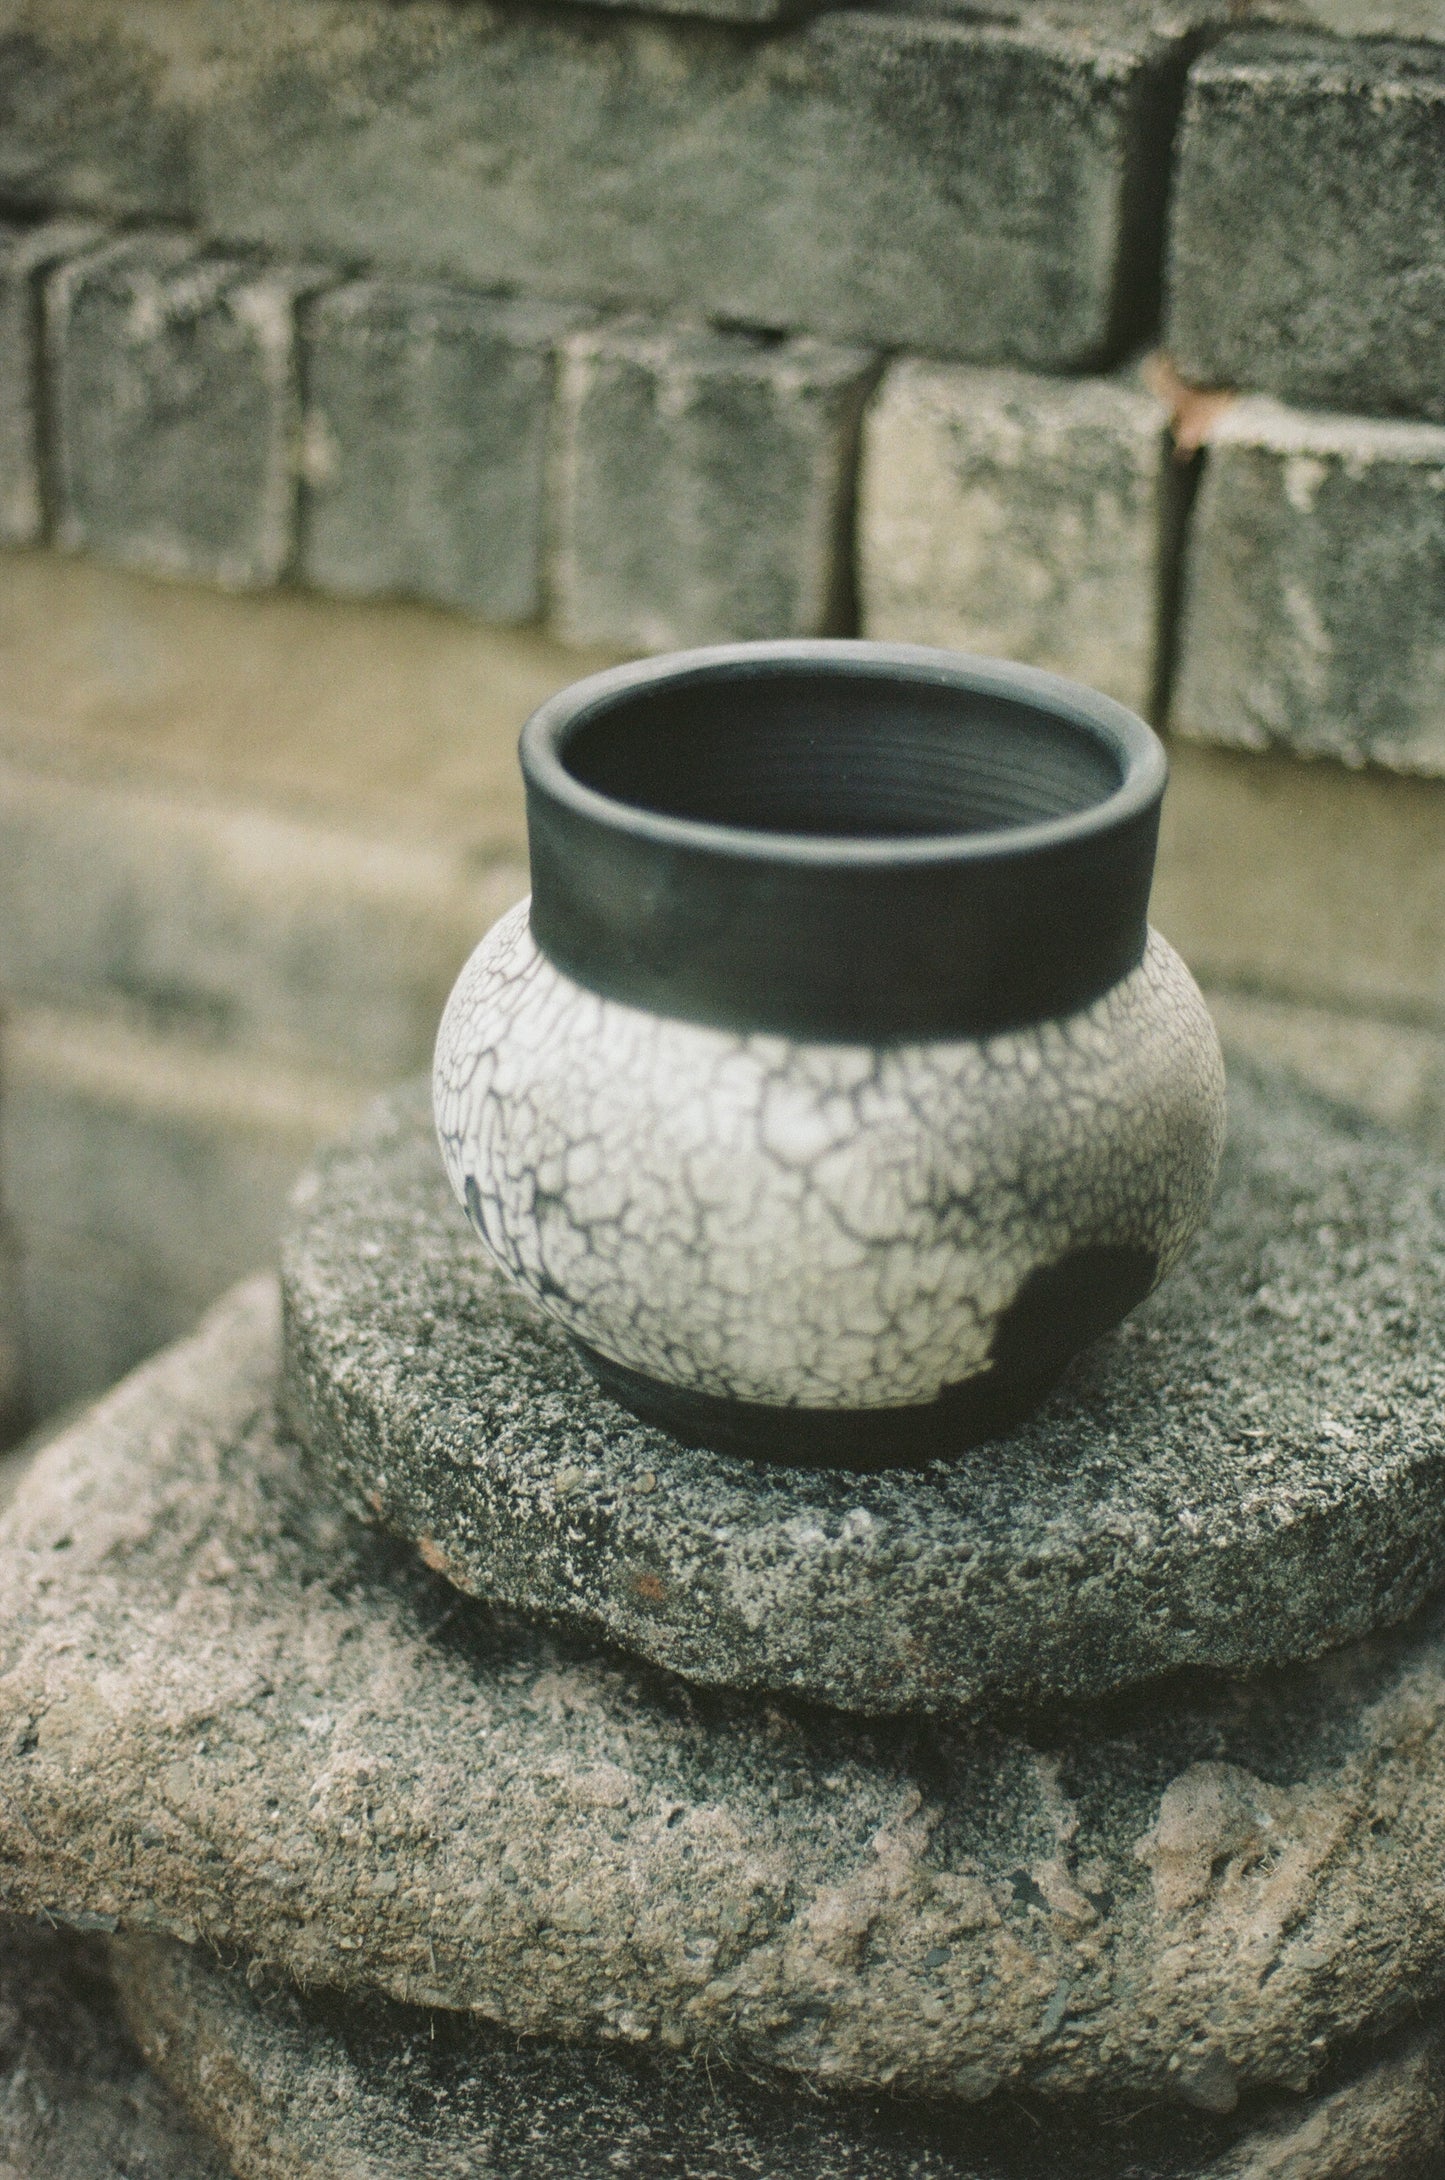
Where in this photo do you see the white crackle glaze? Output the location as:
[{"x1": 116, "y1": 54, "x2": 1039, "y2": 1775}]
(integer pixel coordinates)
[{"x1": 434, "y1": 899, "x2": 1225, "y2": 1413}]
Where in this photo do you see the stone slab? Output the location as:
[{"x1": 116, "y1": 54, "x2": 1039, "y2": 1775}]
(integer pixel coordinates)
[
  {"x1": 1166, "y1": 32, "x2": 1445, "y2": 422},
  {"x1": 9, "y1": 1282, "x2": 1445, "y2": 2110},
  {"x1": 112, "y1": 1932, "x2": 1445, "y2": 2180},
  {"x1": 283, "y1": 1061, "x2": 1445, "y2": 1718},
  {"x1": 1171, "y1": 396, "x2": 1445, "y2": 776},
  {"x1": 553, "y1": 318, "x2": 875, "y2": 649},
  {"x1": 46, "y1": 233, "x2": 329, "y2": 589},
  {"x1": 0, "y1": 0, "x2": 1202, "y2": 369},
  {"x1": 0, "y1": 1916, "x2": 228, "y2": 2179},
  {"x1": 0, "y1": 220, "x2": 103, "y2": 546},
  {"x1": 1153, "y1": 739, "x2": 1445, "y2": 1034},
  {"x1": 300, "y1": 280, "x2": 584, "y2": 623},
  {"x1": 859, "y1": 357, "x2": 1175, "y2": 717}
]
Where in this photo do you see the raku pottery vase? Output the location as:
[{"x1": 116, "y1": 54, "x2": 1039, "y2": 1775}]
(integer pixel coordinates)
[{"x1": 434, "y1": 641, "x2": 1226, "y2": 1464}]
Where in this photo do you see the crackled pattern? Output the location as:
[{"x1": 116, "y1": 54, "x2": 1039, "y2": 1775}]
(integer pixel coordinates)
[{"x1": 434, "y1": 902, "x2": 1225, "y2": 1410}]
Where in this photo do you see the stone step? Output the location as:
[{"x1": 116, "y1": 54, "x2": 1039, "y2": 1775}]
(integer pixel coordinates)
[
  {"x1": 111, "y1": 1929, "x2": 1445, "y2": 2180},
  {"x1": 5, "y1": 1275, "x2": 1445, "y2": 2112},
  {"x1": 0, "y1": 1003, "x2": 365, "y2": 1415}
]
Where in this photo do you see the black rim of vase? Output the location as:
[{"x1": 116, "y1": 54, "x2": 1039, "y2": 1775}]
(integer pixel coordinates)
[{"x1": 520, "y1": 640, "x2": 1167, "y2": 1043}]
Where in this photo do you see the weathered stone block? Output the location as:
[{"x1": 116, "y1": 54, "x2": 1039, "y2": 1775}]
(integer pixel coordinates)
[
  {"x1": 1171, "y1": 397, "x2": 1445, "y2": 773},
  {"x1": 0, "y1": 1918, "x2": 229, "y2": 2180},
  {"x1": 0, "y1": 0, "x2": 1205, "y2": 367},
  {"x1": 1167, "y1": 32, "x2": 1445, "y2": 421},
  {"x1": 46, "y1": 233, "x2": 328, "y2": 588},
  {"x1": 0, "y1": 219, "x2": 102, "y2": 545},
  {"x1": 111, "y1": 1931, "x2": 1445, "y2": 2180},
  {"x1": 9, "y1": 1268, "x2": 1445, "y2": 2108},
  {"x1": 554, "y1": 319, "x2": 874, "y2": 647},
  {"x1": 0, "y1": 1005, "x2": 363, "y2": 1415},
  {"x1": 860, "y1": 358, "x2": 1175, "y2": 715},
  {"x1": 300, "y1": 281, "x2": 582, "y2": 622}
]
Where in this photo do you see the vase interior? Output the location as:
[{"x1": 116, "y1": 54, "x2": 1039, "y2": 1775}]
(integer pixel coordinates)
[{"x1": 561, "y1": 663, "x2": 1126, "y2": 842}]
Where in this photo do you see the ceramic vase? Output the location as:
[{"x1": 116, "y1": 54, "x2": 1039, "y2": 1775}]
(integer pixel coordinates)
[{"x1": 434, "y1": 641, "x2": 1225, "y2": 1463}]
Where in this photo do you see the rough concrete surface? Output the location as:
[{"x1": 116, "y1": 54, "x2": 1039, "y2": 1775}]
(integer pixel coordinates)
[
  {"x1": 1204, "y1": 989, "x2": 1445, "y2": 1159},
  {"x1": 286, "y1": 1061, "x2": 1445, "y2": 1717},
  {"x1": 113, "y1": 1932, "x2": 1445, "y2": 2180},
  {"x1": 1167, "y1": 31, "x2": 1445, "y2": 422},
  {"x1": 301, "y1": 281, "x2": 585, "y2": 623},
  {"x1": 1171, "y1": 396, "x2": 1445, "y2": 775},
  {"x1": 10, "y1": 1282, "x2": 1445, "y2": 2111},
  {"x1": 0, "y1": 1916, "x2": 228, "y2": 2179},
  {"x1": 0, "y1": 0, "x2": 1203, "y2": 367},
  {"x1": 553, "y1": 319, "x2": 875, "y2": 648},
  {"x1": 0, "y1": 219, "x2": 103, "y2": 545},
  {"x1": 859, "y1": 358, "x2": 1174, "y2": 716},
  {"x1": 46, "y1": 232, "x2": 329, "y2": 588}
]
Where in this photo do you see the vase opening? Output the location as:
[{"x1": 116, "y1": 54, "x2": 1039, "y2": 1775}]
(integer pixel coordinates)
[
  {"x1": 519, "y1": 642, "x2": 1167, "y2": 1042},
  {"x1": 560, "y1": 663, "x2": 1125, "y2": 841}
]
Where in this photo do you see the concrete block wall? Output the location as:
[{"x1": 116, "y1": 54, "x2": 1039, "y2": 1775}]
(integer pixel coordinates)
[{"x1": 0, "y1": 0, "x2": 1442, "y2": 1420}]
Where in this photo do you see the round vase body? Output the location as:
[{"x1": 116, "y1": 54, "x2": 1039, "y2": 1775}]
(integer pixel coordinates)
[{"x1": 433, "y1": 642, "x2": 1226, "y2": 1463}]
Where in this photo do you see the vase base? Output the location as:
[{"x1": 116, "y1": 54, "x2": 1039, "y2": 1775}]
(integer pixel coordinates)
[
  {"x1": 572, "y1": 1240, "x2": 1159, "y2": 1467},
  {"x1": 571, "y1": 1343, "x2": 1062, "y2": 1468}
]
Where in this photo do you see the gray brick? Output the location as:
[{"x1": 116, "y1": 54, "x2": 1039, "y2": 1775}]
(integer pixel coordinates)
[
  {"x1": 0, "y1": 219, "x2": 102, "y2": 545},
  {"x1": 0, "y1": 0, "x2": 1206, "y2": 368},
  {"x1": 46, "y1": 234, "x2": 329, "y2": 589},
  {"x1": 300, "y1": 282, "x2": 580, "y2": 622},
  {"x1": 859, "y1": 357, "x2": 1175, "y2": 716},
  {"x1": 1172, "y1": 397, "x2": 1445, "y2": 774},
  {"x1": 1167, "y1": 32, "x2": 1445, "y2": 422},
  {"x1": 553, "y1": 319, "x2": 875, "y2": 649},
  {"x1": 0, "y1": 10, "x2": 191, "y2": 219}
]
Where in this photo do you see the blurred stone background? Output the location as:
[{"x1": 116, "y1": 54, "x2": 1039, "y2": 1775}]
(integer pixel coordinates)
[{"x1": 0, "y1": 0, "x2": 1443, "y2": 1430}]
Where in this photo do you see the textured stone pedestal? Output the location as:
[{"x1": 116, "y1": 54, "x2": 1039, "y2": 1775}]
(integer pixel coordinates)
[
  {"x1": 110, "y1": 1932, "x2": 1445, "y2": 2180},
  {"x1": 283, "y1": 1060, "x2": 1445, "y2": 1717},
  {"x1": 0, "y1": 1917, "x2": 227, "y2": 2178},
  {"x1": 6, "y1": 1279, "x2": 1445, "y2": 2119}
]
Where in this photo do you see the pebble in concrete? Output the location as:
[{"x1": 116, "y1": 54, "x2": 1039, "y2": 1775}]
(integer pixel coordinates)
[
  {"x1": 0, "y1": 218, "x2": 102, "y2": 544},
  {"x1": 300, "y1": 280, "x2": 584, "y2": 623},
  {"x1": 0, "y1": 1916, "x2": 228, "y2": 2180},
  {"x1": 553, "y1": 318, "x2": 874, "y2": 648},
  {"x1": 46, "y1": 233, "x2": 329, "y2": 588},
  {"x1": 112, "y1": 1931, "x2": 1445, "y2": 2180},
  {"x1": 283, "y1": 1062, "x2": 1445, "y2": 1719},
  {"x1": 8, "y1": 1279, "x2": 1445, "y2": 2111},
  {"x1": 859, "y1": 358, "x2": 1174, "y2": 716},
  {"x1": 1167, "y1": 31, "x2": 1445, "y2": 423},
  {"x1": 1172, "y1": 396, "x2": 1445, "y2": 775}
]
